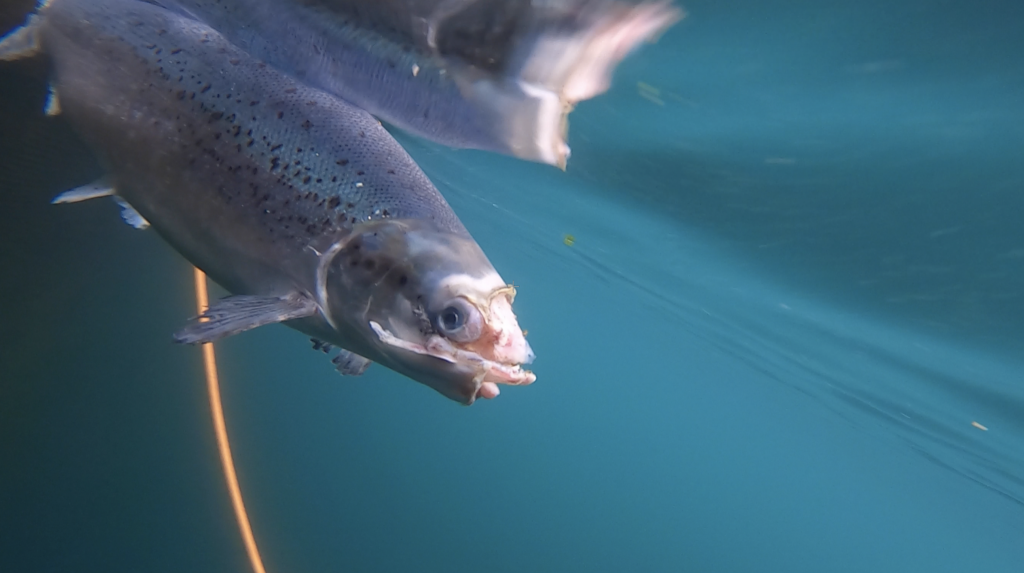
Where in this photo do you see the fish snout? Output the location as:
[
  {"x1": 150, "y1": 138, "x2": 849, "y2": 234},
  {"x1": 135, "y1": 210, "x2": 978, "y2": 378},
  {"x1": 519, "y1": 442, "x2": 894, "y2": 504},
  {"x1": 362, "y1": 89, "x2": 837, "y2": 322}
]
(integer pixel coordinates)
[{"x1": 522, "y1": 339, "x2": 536, "y2": 365}]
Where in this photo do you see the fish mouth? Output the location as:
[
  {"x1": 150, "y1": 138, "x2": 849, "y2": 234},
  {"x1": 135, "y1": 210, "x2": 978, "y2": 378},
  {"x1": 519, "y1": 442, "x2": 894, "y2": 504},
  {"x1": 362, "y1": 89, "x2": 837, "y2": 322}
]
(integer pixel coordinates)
[{"x1": 368, "y1": 320, "x2": 536, "y2": 401}]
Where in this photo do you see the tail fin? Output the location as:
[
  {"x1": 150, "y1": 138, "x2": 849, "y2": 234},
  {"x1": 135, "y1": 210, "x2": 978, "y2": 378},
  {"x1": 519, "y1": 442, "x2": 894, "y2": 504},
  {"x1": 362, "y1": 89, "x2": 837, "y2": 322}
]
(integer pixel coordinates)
[{"x1": 440, "y1": 1, "x2": 684, "y2": 168}]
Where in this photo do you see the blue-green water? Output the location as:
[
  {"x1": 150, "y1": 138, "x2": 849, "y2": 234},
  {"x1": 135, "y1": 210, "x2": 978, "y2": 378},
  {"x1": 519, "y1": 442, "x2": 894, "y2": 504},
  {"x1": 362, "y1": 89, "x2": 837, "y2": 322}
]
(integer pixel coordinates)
[{"x1": 2, "y1": 1, "x2": 1023, "y2": 571}]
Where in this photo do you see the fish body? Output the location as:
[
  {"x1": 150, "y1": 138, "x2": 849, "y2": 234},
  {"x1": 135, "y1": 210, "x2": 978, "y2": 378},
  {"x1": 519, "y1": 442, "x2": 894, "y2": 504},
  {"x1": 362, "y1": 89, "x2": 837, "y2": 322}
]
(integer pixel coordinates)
[
  {"x1": 151, "y1": 0, "x2": 683, "y2": 167},
  {"x1": 5, "y1": 0, "x2": 534, "y2": 403}
]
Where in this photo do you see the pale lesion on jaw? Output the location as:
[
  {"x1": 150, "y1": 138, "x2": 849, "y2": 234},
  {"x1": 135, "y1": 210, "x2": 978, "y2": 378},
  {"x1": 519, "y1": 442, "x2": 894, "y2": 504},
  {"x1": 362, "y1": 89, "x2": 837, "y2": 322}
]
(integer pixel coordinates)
[{"x1": 367, "y1": 282, "x2": 535, "y2": 399}]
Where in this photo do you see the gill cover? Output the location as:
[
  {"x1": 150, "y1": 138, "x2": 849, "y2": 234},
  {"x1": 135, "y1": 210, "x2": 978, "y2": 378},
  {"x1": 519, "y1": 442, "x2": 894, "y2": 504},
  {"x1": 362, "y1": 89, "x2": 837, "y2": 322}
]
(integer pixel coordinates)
[{"x1": 317, "y1": 219, "x2": 535, "y2": 403}]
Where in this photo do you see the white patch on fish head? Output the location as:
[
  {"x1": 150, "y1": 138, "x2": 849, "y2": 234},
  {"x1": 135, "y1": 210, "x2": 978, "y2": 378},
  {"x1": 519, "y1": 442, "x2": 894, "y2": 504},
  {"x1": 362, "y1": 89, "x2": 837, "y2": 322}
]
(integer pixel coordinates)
[
  {"x1": 358, "y1": 225, "x2": 536, "y2": 401},
  {"x1": 433, "y1": 273, "x2": 534, "y2": 366}
]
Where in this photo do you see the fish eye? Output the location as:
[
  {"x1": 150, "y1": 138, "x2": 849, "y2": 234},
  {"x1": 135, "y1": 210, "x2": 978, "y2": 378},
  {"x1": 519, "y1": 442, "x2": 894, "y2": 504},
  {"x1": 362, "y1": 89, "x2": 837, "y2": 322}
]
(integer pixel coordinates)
[{"x1": 434, "y1": 298, "x2": 482, "y2": 343}]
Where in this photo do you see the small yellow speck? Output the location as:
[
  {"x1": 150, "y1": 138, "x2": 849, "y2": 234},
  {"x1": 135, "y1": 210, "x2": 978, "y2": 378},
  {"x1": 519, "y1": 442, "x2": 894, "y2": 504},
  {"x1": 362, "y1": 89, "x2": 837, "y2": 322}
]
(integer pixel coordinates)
[
  {"x1": 412, "y1": 64, "x2": 420, "y2": 77},
  {"x1": 563, "y1": 234, "x2": 575, "y2": 246},
  {"x1": 972, "y1": 421, "x2": 988, "y2": 431}
]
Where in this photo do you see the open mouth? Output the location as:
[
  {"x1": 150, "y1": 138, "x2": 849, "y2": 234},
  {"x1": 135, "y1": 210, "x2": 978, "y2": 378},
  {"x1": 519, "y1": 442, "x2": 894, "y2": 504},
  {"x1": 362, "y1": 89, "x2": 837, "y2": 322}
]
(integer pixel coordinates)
[{"x1": 369, "y1": 321, "x2": 536, "y2": 400}]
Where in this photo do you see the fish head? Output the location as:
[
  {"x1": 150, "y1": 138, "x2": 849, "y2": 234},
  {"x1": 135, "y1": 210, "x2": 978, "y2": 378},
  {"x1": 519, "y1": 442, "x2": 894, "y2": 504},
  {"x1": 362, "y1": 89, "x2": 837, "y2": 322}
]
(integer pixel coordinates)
[{"x1": 321, "y1": 219, "x2": 535, "y2": 404}]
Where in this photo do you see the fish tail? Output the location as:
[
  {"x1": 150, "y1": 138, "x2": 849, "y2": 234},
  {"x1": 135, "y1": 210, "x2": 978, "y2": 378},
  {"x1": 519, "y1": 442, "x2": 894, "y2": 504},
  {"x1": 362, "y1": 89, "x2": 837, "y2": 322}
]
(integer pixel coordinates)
[{"x1": 443, "y1": 0, "x2": 684, "y2": 168}]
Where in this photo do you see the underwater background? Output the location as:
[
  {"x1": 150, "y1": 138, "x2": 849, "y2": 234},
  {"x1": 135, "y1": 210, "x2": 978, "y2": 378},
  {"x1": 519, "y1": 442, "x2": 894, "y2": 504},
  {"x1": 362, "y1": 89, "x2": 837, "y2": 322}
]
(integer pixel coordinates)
[{"x1": 1, "y1": 0, "x2": 1022, "y2": 571}]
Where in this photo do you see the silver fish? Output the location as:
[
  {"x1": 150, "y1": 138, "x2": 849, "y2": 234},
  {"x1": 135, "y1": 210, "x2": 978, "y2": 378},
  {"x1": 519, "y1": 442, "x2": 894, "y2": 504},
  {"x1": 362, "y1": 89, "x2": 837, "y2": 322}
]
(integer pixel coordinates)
[
  {"x1": 1, "y1": 0, "x2": 535, "y2": 404},
  {"x1": 150, "y1": 0, "x2": 684, "y2": 168}
]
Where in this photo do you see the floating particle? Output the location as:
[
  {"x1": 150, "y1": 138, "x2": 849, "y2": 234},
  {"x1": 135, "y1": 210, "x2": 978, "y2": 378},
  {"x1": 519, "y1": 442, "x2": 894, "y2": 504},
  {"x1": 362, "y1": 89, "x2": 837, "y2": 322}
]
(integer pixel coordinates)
[
  {"x1": 637, "y1": 81, "x2": 665, "y2": 106},
  {"x1": 563, "y1": 234, "x2": 575, "y2": 246},
  {"x1": 972, "y1": 421, "x2": 988, "y2": 431}
]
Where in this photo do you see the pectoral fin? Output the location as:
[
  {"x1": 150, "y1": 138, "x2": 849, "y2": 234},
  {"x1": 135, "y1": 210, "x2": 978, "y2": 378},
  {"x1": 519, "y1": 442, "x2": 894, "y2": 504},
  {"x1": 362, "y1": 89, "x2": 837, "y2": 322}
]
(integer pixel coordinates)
[
  {"x1": 44, "y1": 83, "x2": 61, "y2": 116},
  {"x1": 310, "y1": 338, "x2": 372, "y2": 376},
  {"x1": 52, "y1": 179, "x2": 151, "y2": 229},
  {"x1": 112, "y1": 197, "x2": 150, "y2": 229},
  {"x1": 51, "y1": 180, "x2": 115, "y2": 204},
  {"x1": 174, "y1": 293, "x2": 318, "y2": 345},
  {"x1": 331, "y1": 349, "x2": 372, "y2": 376}
]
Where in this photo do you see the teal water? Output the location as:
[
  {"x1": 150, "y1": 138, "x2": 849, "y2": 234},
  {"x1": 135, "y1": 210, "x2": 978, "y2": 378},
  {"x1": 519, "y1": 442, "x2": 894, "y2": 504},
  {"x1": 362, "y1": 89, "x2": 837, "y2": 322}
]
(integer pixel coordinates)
[{"x1": 2, "y1": 1, "x2": 1023, "y2": 572}]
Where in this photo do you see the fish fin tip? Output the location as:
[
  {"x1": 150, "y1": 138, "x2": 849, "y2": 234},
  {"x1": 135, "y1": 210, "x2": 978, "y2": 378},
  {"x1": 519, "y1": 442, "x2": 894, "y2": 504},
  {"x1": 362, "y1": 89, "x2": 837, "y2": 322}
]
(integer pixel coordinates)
[
  {"x1": 0, "y1": 14, "x2": 43, "y2": 62},
  {"x1": 174, "y1": 293, "x2": 318, "y2": 345},
  {"x1": 449, "y1": 0, "x2": 681, "y2": 166},
  {"x1": 43, "y1": 83, "x2": 60, "y2": 116},
  {"x1": 51, "y1": 179, "x2": 115, "y2": 204},
  {"x1": 311, "y1": 338, "x2": 372, "y2": 376},
  {"x1": 331, "y1": 349, "x2": 372, "y2": 376},
  {"x1": 112, "y1": 197, "x2": 150, "y2": 229},
  {"x1": 310, "y1": 337, "x2": 334, "y2": 353}
]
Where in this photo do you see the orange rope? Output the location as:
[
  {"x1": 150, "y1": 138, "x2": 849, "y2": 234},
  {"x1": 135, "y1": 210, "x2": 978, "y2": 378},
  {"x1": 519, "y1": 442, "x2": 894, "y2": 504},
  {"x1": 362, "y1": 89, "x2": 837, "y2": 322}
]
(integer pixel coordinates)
[{"x1": 193, "y1": 268, "x2": 267, "y2": 573}]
